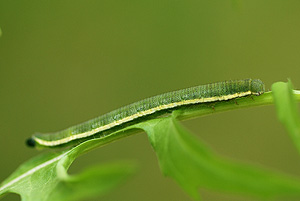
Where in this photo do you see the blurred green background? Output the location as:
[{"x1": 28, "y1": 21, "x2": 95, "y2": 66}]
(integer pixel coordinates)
[{"x1": 1, "y1": 1, "x2": 300, "y2": 201}]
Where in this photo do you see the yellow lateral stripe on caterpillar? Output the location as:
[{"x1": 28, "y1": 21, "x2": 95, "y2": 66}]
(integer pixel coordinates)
[
  {"x1": 27, "y1": 79, "x2": 265, "y2": 148},
  {"x1": 29, "y1": 88, "x2": 259, "y2": 148}
]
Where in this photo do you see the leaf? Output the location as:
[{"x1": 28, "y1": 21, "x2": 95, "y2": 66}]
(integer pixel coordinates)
[
  {"x1": 48, "y1": 161, "x2": 136, "y2": 201},
  {"x1": 0, "y1": 138, "x2": 136, "y2": 201},
  {"x1": 2, "y1": 81, "x2": 300, "y2": 201},
  {"x1": 272, "y1": 80, "x2": 300, "y2": 153},
  {"x1": 136, "y1": 116, "x2": 300, "y2": 200}
]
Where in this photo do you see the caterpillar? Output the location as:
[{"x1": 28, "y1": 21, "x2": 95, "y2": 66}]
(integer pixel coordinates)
[{"x1": 26, "y1": 79, "x2": 265, "y2": 148}]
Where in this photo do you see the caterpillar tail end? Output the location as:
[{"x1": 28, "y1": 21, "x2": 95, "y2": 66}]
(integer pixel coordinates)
[{"x1": 26, "y1": 137, "x2": 36, "y2": 148}]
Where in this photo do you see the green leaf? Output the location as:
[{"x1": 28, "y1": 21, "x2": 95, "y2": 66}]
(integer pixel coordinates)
[
  {"x1": 2, "y1": 81, "x2": 300, "y2": 201},
  {"x1": 0, "y1": 139, "x2": 136, "y2": 201},
  {"x1": 136, "y1": 116, "x2": 300, "y2": 200},
  {"x1": 272, "y1": 80, "x2": 300, "y2": 153}
]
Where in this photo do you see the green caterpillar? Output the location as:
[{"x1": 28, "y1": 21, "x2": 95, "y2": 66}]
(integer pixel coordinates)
[{"x1": 26, "y1": 79, "x2": 265, "y2": 148}]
